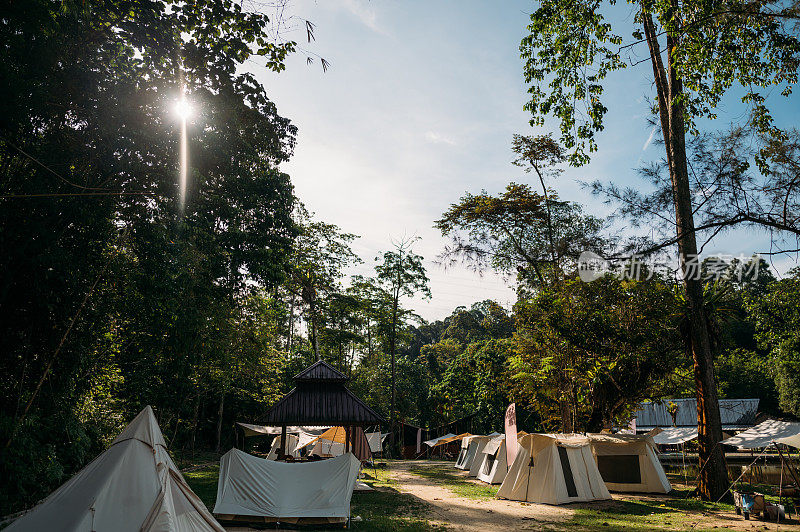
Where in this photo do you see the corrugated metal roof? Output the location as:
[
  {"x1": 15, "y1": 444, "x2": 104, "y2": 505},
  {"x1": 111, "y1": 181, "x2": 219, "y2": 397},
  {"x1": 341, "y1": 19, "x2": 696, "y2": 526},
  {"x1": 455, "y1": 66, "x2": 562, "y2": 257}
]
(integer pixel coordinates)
[
  {"x1": 633, "y1": 398, "x2": 759, "y2": 429},
  {"x1": 294, "y1": 360, "x2": 348, "y2": 382}
]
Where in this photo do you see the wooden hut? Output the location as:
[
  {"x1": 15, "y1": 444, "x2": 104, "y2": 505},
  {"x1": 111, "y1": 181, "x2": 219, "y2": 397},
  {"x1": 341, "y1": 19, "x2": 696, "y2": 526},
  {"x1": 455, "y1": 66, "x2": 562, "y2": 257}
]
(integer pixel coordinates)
[{"x1": 260, "y1": 360, "x2": 386, "y2": 458}]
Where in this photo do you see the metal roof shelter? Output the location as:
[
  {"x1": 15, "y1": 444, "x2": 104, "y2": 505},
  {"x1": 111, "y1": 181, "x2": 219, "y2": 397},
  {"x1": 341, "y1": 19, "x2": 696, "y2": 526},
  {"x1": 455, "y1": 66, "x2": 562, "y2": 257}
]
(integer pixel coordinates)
[
  {"x1": 633, "y1": 398, "x2": 759, "y2": 431},
  {"x1": 257, "y1": 360, "x2": 386, "y2": 458}
]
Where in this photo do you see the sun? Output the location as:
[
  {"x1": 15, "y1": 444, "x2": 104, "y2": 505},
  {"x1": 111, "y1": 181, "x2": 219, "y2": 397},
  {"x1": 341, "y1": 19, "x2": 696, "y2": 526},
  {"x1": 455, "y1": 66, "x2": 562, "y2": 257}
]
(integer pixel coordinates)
[{"x1": 174, "y1": 98, "x2": 193, "y2": 121}]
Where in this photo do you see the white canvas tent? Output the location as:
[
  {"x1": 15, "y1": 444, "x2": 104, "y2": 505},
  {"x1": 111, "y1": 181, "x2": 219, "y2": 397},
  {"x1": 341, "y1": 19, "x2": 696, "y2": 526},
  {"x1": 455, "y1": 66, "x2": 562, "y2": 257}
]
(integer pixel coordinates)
[
  {"x1": 588, "y1": 431, "x2": 671, "y2": 493},
  {"x1": 721, "y1": 419, "x2": 800, "y2": 449},
  {"x1": 296, "y1": 426, "x2": 373, "y2": 461},
  {"x1": 214, "y1": 449, "x2": 360, "y2": 525},
  {"x1": 6, "y1": 406, "x2": 223, "y2": 532},
  {"x1": 476, "y1": 435, "x2": 509, "y2": 484},
  {"x1": 497, "y1": 433, "x2": 611, "y2": 505},
  {"x1": 456, "y1": 435, "x2": 491, "y2": 471},
  {"x1": 366, "y1": 432, "x2": 388, "y2": 454},
  {"x1": 455, "y1": 437, "x2": 472, "y2": 468},
  {"x1": 468, "y1": 436, "x2": 495, "y2": 477},
  {"x1": 266, "y1": 433, "x2": 300, "y2": 460}
]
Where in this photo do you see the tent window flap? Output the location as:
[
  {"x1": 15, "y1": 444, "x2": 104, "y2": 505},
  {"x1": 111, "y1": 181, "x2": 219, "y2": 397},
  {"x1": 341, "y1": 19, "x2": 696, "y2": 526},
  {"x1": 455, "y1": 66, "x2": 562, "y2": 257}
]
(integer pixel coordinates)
[
  {"x1": 596, "y1": 455, "x2": 642, "y2": 484},
  {"x1": 557, "y1": 446, "x2": 578, "y2": 497}
]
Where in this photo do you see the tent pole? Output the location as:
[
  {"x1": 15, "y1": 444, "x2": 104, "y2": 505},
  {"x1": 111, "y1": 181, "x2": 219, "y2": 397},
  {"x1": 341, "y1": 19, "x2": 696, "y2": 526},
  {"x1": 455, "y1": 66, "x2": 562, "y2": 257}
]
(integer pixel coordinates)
[
  {"x1": 279, "y1": 425, "x2": 287, "y2": 460},
  {"x1": 775, "y1": 444, "x2": 800, "y2": 491}
]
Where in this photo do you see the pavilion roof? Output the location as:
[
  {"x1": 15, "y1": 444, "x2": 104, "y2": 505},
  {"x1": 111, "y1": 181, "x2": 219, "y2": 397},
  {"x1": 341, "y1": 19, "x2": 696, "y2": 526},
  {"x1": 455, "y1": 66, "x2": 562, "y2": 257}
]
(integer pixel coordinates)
[{"x1": 260, "y1": 360, "x2": 385, "y2": 426}]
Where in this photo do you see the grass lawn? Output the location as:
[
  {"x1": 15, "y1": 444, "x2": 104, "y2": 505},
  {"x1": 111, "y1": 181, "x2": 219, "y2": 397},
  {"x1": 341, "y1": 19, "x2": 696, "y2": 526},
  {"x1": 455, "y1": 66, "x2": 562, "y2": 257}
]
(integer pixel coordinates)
[
  {"x1": 182, "y1": 462, "x2": 444, "y2": 531},
  {"x1": 405, "y1": 461, "x2": 499, "y2": 499},
  {"x1": 183, "y1": 464, "x2": 220, "y2": 510}
]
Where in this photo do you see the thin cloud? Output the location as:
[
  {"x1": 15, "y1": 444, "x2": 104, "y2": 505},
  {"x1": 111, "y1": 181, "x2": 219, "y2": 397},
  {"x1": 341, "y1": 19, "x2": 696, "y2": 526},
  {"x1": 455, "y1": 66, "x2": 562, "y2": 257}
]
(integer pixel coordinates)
[
  {"x1": 424, "y1": 131, "x2": 456, "y2": 146},
  {"x1": 342, "y1": 0, "x2": 385, "y2": 34}
]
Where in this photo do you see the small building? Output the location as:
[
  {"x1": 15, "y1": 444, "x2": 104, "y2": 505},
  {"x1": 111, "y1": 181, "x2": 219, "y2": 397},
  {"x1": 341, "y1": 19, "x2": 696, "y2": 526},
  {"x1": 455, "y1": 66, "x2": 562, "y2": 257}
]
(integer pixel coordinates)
[
  {"x1": 632, "y1": 398, "x2": 759, "y2": 433},
  {"x1": 258, "y1": 360, "x2": 386, "y2": 457}
]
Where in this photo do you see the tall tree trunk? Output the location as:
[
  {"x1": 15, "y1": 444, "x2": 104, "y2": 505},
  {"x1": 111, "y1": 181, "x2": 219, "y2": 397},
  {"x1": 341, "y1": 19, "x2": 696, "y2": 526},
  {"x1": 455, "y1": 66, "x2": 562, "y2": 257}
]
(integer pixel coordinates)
[
  {"x1": 559, "y1": 398, "x2": 573, "y2": 433},
  {"x1": 288, "y1": 296, "x2": 294, "y2": 353},
  {"x1": 215, "y1": 391, "x2": 225, "y2": 453},
  {"x1": 643, "y1": 7, "x2": 728, "y2": 500},
  {"x1": 367, "y1": 318, "x2": 373, "y2": 358}
]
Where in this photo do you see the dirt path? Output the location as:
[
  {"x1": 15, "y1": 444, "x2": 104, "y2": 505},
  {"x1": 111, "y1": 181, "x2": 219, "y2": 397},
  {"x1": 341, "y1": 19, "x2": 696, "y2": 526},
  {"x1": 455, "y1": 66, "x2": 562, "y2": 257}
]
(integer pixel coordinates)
[{"x1": 390, "y1": 460, "x2": 573, "y2": 530}]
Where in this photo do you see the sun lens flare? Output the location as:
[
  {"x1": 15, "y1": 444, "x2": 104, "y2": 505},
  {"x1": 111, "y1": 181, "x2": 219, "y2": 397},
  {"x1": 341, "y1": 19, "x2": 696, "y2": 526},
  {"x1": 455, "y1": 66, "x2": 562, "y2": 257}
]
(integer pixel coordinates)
[
  {"x1": 175, "y1": 96, "x2": 191, "y2": 211},
  {"x1": 174, "y1": 98, "x2": 193, "y2": 121}
]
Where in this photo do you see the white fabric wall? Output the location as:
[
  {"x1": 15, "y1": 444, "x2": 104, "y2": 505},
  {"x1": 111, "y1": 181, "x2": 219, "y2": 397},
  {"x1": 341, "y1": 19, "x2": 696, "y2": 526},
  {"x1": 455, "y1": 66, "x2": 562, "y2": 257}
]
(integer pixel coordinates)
[
  {"x1": 366, "y1": 432, "x2": 387, "y2": 453},
  {"x1": 476, "y1": 437, "x2": 508, "y2": 484},
  {"x1": 456, "y1": 436, "x2": 487, "y2": 470},
  {"x1": 213, "y1": 449, "x2": 360, "y2": 519},
  {"x1": 588, "y1": 434, "x2": 671, "y2": 493},
  {"x1": 467, "y1": 438, "x2": 492, "y2": 477},
  {"x1": 309, "y1": 439, "x2": 345, "y2": 457},
  {"x1": 266, "y1": 434, "x2": 301, "y2": 460}
]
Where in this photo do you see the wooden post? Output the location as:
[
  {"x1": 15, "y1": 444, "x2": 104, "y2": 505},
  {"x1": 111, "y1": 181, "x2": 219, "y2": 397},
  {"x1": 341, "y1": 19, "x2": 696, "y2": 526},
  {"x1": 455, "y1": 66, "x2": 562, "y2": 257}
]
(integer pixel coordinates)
[
  {"x1": 345, "y1": 426, "x2": 351, "y2": 454},
  {"x1": 279, "y1": 425, "x2": 287, "y2": 460},
  {"x1": 775, "y1": 444, "x2": 800, "y2": 490}
]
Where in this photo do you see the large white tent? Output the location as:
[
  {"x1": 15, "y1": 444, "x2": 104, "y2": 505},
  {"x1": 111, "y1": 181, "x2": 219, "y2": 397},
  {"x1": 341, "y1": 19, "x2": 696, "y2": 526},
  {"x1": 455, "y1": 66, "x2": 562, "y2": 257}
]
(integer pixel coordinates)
[
  {"x1": 213, "y1": 448, "x2": 360, "y2": 525},
  {"x1": 476, "y1": 435, "x2": 509, "y2": 484},
  {"x1": 266, "y1": 433, "x2": 301, "y2": 460},
  {"x1": 588, "y1": 432, "x2": 672, "y2": 493},
  {"x1": 721, "y1": 419, "x2": 800, "y2": 449},
  {"x1": 497, "y1": 433, "x2": 611, "y2": 505},
  {"x1": 455, "y1": 435, "x2": 490, "y2": 470},
  {"x1": 6, "y1": 406, "x2": 223, "y2": 532}
]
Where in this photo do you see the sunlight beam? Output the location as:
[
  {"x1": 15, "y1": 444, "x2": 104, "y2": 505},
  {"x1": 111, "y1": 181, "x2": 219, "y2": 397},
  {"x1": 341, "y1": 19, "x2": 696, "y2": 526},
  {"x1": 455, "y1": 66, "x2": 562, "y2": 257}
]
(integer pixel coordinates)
[{"x1": 175, "y1": 94, "x2": 192, "y2": 211}]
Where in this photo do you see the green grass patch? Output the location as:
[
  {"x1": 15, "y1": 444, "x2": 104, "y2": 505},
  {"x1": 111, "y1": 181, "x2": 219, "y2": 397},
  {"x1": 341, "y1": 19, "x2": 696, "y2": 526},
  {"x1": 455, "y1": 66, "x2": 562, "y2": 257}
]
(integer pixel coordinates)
[
  {"x1": 182, "y1": 464, "x2": 219, "y2": 510},
  {"x1": 406, "y1": 462, "x2": 499, "y2": 499}
]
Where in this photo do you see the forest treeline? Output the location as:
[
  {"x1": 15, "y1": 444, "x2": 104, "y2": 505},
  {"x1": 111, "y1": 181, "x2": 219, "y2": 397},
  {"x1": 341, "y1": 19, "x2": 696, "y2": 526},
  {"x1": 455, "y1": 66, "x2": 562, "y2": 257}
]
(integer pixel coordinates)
[{"x1": 2, "y1": 0, "x2": 800, "y2": 517}]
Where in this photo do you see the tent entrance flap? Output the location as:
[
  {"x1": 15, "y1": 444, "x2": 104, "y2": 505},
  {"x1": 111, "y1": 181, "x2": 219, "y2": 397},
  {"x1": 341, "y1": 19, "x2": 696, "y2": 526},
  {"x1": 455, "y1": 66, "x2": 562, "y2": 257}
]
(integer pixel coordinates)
[
  {"x1": 557, "y1": 446, "x2": 578, "y2": 498},
  {"x1": 596, "y1": 455, "x2": 642, "y2": 485}
]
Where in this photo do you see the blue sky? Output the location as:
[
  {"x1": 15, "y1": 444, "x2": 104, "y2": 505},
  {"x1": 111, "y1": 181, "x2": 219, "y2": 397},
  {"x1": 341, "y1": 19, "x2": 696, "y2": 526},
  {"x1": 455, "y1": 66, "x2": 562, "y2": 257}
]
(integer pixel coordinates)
[{"x1": 251, "y1": 0, "x2": 800, "y2": 321}]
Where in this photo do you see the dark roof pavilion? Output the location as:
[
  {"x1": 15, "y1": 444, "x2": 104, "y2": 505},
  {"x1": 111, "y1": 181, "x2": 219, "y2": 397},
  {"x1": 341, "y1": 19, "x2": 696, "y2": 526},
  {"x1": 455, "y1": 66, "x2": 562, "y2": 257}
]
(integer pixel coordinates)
[{"x1": 260, "y1": 360, "x2": 386, "y2": 426}]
